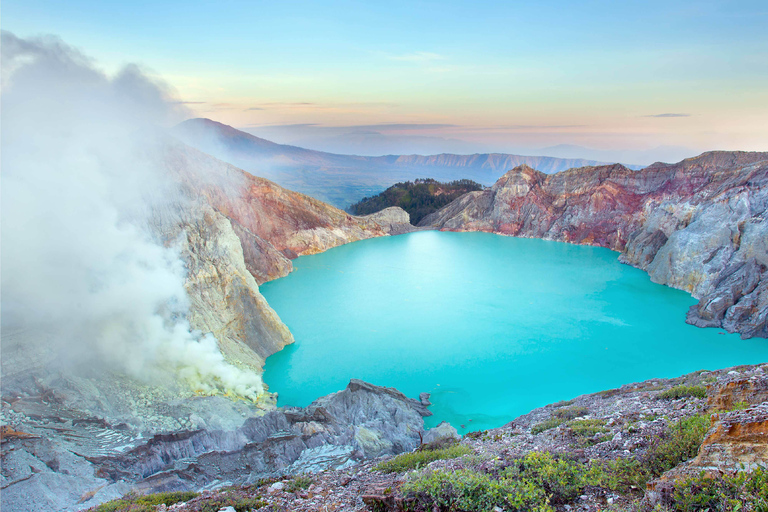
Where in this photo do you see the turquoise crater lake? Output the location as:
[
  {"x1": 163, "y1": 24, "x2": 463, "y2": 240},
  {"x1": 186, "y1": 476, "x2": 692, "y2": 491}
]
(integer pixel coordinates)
[{"x1": 262, "y1": 231, "x2": 768, "y2": 432}]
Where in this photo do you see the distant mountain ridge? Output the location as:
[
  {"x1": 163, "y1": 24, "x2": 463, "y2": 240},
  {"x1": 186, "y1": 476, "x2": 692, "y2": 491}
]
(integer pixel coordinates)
[{"x1": 172, "y1": 118, "x2": 626, "y2": 209}]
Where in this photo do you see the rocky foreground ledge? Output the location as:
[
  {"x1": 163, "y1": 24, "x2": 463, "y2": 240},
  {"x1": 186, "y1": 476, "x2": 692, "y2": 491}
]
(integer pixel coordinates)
[
  {"x1": 1, "y1": 379, "x2": 440, "y2": 511},
  {"x1": 61, "y1": 363, "x2": 768, "y2": 512}
]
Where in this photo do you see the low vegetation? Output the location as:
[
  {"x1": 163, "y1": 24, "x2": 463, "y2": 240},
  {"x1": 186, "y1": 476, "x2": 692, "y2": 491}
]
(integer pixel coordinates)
[
  {"x1": 667, "y1": 468, "x2": 768, "y2": 511},
  {"x1": 400, "y1": 416, "x2": 715, "y2": 511},
  {"x1": 285, "y1": 475, "x2": 313, "y2": 493},
  {"x1": 94, "y1": 488, "x2": 267, "y2": 512},
  {"x1": 375, "y1": 443, "x2": 473, "y2": 473},
  {"x1": 568, "y1": 418, "x2": 609, "y2": 446},
  {"x1": 657, "y1": 385, "x2": 707, "y2": 400},
  {"x1": 553, "y1": 405, "x2": 588, "y2": 420},
  {"x1": 403, "y1": 467, "x2": 554, "y2": 512},
  {"x1": 182, "y1": 488, "x2": 266, "y2": 512},
  {"x1": 348, "y1": 178, "x2": 484, "y2": 225},
  {"x1": 94, "y1": 492, "x2": 198, "y2": 512},
  {"x1": 531, "y1": 418, "x2": 566, "y2": 434}
]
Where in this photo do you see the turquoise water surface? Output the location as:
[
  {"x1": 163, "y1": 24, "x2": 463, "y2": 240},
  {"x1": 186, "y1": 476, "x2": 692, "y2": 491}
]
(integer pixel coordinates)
[{"x1": 261, "y1": 231, "x2": 768, "y2": 433}]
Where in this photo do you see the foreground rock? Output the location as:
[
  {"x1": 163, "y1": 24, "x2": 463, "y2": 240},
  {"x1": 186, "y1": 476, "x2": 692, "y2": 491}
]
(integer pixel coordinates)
[
  {"x1": 0, "y1": 379, "x2": 433, "y2": 511},
  {"x1": 420, "y1": 151, "x2": 768, "y2": 338}
]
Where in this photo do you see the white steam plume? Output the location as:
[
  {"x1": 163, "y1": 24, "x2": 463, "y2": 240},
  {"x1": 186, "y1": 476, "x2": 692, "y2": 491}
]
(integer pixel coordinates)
[{"x1": 1, "y1": 32, "x2": 263, "y2": 400}]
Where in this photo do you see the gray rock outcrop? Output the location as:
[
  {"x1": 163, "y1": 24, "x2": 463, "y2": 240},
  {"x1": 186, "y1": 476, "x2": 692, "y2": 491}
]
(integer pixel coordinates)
[{"x1": 1, "y1": 379, "x2": 435, "y2": 511}]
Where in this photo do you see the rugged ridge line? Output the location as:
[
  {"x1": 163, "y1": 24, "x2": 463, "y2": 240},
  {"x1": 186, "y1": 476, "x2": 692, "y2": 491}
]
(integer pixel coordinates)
[
  {"x1": 172, "y1": 118, "x2": 617, "y2": 208},
  {"x1": 420, "y1": 151, "x2": 768, "y2": 338}
]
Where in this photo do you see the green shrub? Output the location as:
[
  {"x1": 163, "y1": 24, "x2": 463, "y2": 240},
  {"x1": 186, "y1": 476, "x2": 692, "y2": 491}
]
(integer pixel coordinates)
[
  {"x1": 285, "y1": 475, "x2": 313, "y2": 493},
  {"x1": 376, "y1": 444, "x2": 472, "y2": 473},
  {"x1": 183, "y1": 488, "x2": 266, "y2": 512},
  {"x1": 568, "y1": 418, "x2": 607, "y2": 436},
  {"x1": 503, "y1": 452, "x2": 596, "y2": 505},
  {"x1": 671, "y1": 468, "x2": 768, "y2": 511},
  {"x1": 94, "y1": 492, "x2": 198, "y2": 512},
  {"x1": 94, "y1": 502, "x2": 153, "y2": 512},
  {"x1": 657, "y1": 385, "x2": 707, "y2": 400},
  {"x1": 642, "y1": 415, "x2": 709, "y2": 477},
  {"x1": 531, "y1": 418, "x2": 565, "y2": 434},
  {"x1": 726, "y1": 401, "x2": 750, "y2": 412},
  {"x1": 402, "y1": 468, "x2": 553, "y2": 512},
  {"x1": 186, "y1": 496, "x2": 266, "y2": 512},
  {"x1": 594, "y1": 457, "x2": 647, "y2": 494}
]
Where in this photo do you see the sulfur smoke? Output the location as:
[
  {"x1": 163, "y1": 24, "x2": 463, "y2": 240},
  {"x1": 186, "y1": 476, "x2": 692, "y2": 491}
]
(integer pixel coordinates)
[{"x1": 0, "y1": 32, "x2": 264, "y2": 400}]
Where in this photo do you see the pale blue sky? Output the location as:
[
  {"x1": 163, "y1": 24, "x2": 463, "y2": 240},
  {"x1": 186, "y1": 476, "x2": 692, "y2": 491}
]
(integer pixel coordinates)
[{"x1": 4, "y1": 0, "x2": 768, "y2": 158}]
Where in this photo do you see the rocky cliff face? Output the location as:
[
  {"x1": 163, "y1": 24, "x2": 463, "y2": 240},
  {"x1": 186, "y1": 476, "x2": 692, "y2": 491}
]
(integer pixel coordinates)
[
  {"x1": 158, "y1": 141, "x2": 415, "y2": 376},
  {"x1": 166, "y1": 142, "x2": 413, "y2": 284},
  {"x1": 420, "y1": 151, "x2": 768, "y2": 338}
]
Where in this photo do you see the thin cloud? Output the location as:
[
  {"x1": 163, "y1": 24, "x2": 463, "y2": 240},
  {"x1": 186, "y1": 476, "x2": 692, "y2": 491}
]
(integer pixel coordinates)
[
  {"x1": 244, "y1": 107, "x2": 265, "y2": 111},
  {"x1": 644, "y1": 113, "x2": 691, "y2": 118},
  {"x1": 345, "y1": 123, "x2": 457, "y2": 131},
  {"x1": 244, "y1": 123, "x2": 320, "y2": 128},
  {"x1": 243, "y1": 122, "x2": 458, "y2": 133},
  {"x1": 258, "y1": 102, "x2": 317, "y2": 107},
  {"x1": 171, "y1": 100, "x2": 206, "y2": 104},
  {"x1": 493, "y1": 124, "x2": 587, "y2": 130}
]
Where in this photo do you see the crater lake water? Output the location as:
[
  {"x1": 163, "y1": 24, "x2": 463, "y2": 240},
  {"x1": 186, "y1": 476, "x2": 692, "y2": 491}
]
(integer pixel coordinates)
[{"x1": 262, "y1": 231, "x2": 768, "y2": 433}]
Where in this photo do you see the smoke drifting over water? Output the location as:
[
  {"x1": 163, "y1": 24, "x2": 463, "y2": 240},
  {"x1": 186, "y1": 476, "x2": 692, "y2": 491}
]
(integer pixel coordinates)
[{"x1": 1, "y1": 32, "x2": 263, "y2": 399}]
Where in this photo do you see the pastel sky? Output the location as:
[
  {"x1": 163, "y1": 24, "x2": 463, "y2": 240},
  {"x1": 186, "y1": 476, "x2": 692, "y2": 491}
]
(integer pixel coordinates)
[{"x1": 4, "y1": 0, "x2": 768, "y2": 161}]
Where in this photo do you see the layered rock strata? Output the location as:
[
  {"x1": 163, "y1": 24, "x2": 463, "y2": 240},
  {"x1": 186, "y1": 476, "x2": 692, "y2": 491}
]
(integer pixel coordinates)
[
  {"x1": 0, "y1": 379, "x2": 433, "y2": 511},
  {"x1": 420, "y1": 151, "x2": 768, "y2": 338}
]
